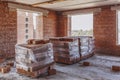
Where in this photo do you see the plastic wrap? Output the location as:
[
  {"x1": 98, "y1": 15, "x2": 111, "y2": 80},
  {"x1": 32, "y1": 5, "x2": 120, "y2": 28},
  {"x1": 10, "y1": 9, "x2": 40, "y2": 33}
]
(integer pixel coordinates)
[
  {"x1": 67, "y1": 36, "x2": 95, "y2": 58},
  {"x1": 50, "y1": 37, "x2": 80, "y2": 64},
  {"x1": 15, "y1": 43, "x2": 54, "y2": 71}
]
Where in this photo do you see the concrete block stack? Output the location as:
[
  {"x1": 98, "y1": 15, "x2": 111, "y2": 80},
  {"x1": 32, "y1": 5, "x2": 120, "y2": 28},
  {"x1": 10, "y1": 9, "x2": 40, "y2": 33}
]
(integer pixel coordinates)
[
  {"x1": 50, "y1": 37, "x2": 80, "y2": 64},
  {"x1": 15, "y1": 39, "x2": 56, "y2": 78}
]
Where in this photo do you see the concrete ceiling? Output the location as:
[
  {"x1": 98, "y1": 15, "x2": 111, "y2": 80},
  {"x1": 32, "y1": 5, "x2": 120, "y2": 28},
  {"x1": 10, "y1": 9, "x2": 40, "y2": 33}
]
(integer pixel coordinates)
[{"x1": 5, "y1": 0, "x2": 120, "y2": 11}]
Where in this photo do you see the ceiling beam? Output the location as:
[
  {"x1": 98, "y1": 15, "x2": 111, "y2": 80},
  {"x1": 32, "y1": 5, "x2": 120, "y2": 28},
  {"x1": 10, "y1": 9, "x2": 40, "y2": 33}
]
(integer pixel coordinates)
[
  {"x1": 7, "y1": 2, "x2": 49, "y2": 14},
  {"x1": 63, "y1": 8, "x2": 101, "y2": 15},
  {"x1": 32, "y1": 0, "x2": 70, "y2": 6}
]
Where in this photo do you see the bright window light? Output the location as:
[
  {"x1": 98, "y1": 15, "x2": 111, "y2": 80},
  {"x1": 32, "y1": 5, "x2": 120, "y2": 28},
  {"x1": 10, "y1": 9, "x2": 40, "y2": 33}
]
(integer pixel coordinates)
[
  {"x1": 117, "y1": 11, "x2": 120, "y2": 44},
  {"x1": 71, "y1": 13, "x2": 93, "y2": 36}
]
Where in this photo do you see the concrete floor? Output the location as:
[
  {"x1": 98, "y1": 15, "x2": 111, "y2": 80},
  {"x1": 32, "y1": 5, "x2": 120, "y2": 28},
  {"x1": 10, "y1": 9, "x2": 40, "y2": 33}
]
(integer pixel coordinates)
[{"x1": 0, "y1": 54, "x2": 120, "y2": 80}]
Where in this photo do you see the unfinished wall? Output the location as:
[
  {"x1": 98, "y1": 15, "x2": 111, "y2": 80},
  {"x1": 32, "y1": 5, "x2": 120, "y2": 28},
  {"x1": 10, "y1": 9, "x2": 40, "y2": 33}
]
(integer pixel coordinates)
[
  {"x1": 57, "y1": 13, "x2": 68, "y2": 37},
  {"x1": 43, "y1": 11, "x2": 57, "y2": 39},
  {"x1": 17, "y1": 10, "x2": 34, "y2": 44},
  {"x1": 0, "y1": 1, "x2": 17, "y2": 58},
  {"x1": 94, "y1": 6, "x2": 120, "y2": 56},
  {"x1": 56, "y1": 6, "x2": 120, "y2": 56}
]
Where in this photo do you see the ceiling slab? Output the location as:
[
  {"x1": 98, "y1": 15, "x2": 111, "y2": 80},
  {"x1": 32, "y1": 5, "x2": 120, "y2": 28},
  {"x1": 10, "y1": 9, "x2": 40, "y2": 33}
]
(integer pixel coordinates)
[{"x1": 3, "y1": 0, "x2": 120, "y2": 11}]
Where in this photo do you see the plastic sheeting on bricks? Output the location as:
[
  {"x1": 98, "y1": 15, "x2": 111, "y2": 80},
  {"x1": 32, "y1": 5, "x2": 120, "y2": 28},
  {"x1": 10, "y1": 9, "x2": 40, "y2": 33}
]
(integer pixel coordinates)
[
  {"x1": 15, "y1": 42, "x2": 55, "y2": 77},
  {"x1": 50, "y1": 37, "x2": 80, "y2": 64},
  {"x1": 71, "y1": 36, "x2": 95, "y2": 59}
]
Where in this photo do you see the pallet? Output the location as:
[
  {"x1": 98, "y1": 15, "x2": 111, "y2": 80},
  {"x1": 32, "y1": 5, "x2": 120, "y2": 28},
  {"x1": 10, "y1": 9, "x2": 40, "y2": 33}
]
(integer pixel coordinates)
[
  {"x1": 17, "y1": 63, "x2": 56, "y2": 78},
  {"x1": 54, "y1": 56, "x2": 80, "y2": 65}
]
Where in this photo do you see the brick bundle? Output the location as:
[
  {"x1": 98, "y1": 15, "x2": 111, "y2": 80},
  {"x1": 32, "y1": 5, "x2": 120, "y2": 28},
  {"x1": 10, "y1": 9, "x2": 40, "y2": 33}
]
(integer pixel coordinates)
[
  {"x1": 50, "y1": 37, "x2": 80, "y2": 64},
  {"x1": 71, "y1": 36, "x2": 95, "y2": 60},
  {"x1": 50, "y1": 36, "x2": 95, "y2": 64},
  {"x1": 79, "y1": 36, "x2": 95, "y2": 59},
  {"x1": 15, "y1": 41, "x2": 55, "y2": 78}
]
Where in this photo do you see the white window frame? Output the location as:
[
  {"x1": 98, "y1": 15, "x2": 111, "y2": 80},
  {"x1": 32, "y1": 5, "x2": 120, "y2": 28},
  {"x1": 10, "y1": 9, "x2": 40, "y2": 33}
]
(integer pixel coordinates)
[
  {"x1": 70, "y1": 13, "x2": 93, "y2": 36},
  {"x1": 117, "y1": 10, "x2": 120, "y2": 45}
]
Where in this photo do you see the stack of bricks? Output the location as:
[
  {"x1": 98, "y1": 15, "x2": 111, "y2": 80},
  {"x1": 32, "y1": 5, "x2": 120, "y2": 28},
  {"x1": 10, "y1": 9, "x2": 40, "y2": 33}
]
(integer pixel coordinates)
[
  {"x1": 0, "y1": 61, "x2": 14, "y2": 74},
  {"x1": 77, "y1": 36, "x2": 95, "y2": 60},
  {"x1": 50, "y1": 37, "x2": 80, "y2": 64},
  {"x1": 15, "y1": 39, "x2": 56, "y2": 78},
  {"x1": 70, "y1": 36, "x2": 95, "y2": 60}
]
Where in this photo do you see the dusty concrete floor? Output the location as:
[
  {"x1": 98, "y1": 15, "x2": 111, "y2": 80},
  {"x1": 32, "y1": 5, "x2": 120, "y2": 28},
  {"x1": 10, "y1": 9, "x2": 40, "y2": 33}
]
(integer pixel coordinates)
[{"x1": 0, "y1": 54, "x2": 120, "y2": 80}]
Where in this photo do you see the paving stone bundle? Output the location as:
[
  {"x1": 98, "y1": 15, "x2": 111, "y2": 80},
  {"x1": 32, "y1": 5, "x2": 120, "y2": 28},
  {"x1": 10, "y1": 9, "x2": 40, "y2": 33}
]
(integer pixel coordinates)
[
  {"x1": 15, "y1": 40, "x2": 56, "y2": 78},
  {"x1": 50, "y1": 37, "x2": 81, "y2": 64}
]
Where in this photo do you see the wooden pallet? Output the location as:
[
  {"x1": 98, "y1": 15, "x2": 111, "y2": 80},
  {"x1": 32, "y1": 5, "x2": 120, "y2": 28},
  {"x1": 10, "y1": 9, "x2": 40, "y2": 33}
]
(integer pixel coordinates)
[
  {"x1": 17, "y1": 63, "x2": 56, "y2": 78},
  {"x1": 54, "y1": 56, "x2": 81, "y2": 65}
]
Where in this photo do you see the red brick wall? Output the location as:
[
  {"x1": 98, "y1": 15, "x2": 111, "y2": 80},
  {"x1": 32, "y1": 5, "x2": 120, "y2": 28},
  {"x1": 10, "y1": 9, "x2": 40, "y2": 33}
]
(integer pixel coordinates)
[
  {"x1": 43, "y1": 11, "x2": 57, "y2": 39},
  {"x1": 0, "y1": 1, "x2": 17, "y2": 58},
  {"x1": 94, "y1": 6, "x2": 120, "y2": 56},
  {"x1": 57, "y1": 13, "x2": 68, "y2": 37}
]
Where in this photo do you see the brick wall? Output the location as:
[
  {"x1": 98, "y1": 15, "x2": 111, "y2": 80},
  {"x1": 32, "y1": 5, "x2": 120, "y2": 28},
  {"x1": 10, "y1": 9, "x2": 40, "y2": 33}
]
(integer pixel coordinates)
[
  {"x1": 94, "y1": 6, "x2": 120, "y2": 56},
  {"x1": 1, "y1": 1, "x2": 120, "y2": 57},
  {"x1": 57, "y1": 6, "x2": 120, "y2": 56},
  {"x1": 43, "y1": 11, "x2": 57, "y2": 39},
  {"x1": 57, "y1": 13, "x2": 68, "y2": 37},
  {"x1": 0, "y1": 1, "x2": 17, "y2": 58}
]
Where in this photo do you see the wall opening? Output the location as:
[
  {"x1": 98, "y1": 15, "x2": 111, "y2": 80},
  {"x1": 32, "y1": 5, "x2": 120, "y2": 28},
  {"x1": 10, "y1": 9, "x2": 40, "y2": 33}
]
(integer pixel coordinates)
[
  {"x1": 17, "y1": 9, "x2": 43, "y2": 44},
  {"x1": 71, "y1": 13, "x2": 93, "y2": 36},
  {"x1": 117, "y1": 11, "x2": 120, "y2": 45}
]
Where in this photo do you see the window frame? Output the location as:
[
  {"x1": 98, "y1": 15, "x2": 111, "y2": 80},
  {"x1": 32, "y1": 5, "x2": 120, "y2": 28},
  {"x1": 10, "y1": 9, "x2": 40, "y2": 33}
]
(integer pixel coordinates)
[
  {"x1": 70, "y1": 13, "x2": 93, "y2": 36},
  {"x1": 116, "y1": 10, "x2": 120, "y2": 45}
]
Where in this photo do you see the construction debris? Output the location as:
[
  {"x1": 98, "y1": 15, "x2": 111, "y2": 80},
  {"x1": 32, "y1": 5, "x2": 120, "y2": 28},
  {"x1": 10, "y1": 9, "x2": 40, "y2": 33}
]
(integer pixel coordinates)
[
  {"x1": 0, "y1": 65, "x2": 11, "y2": 73},
  {"x1": 112, "y1": 65, "x2": 120, "y2": 72},
  {"x1": 6, "y1": 61, "x2": 14, "y2": 67},
  {"x1": 83, "y1": 62, "x2": 90, "y2": 66}
]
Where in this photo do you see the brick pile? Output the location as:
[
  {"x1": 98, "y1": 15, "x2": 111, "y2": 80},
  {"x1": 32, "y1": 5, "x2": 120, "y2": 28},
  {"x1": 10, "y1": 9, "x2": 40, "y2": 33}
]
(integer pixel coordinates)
[
  {"x1": 50, "y1": 37, "x2": 80, "y2": 64},
  {"x1": 15, "y1": 39, "x2": 56, "y2": 78},
  {"x1": 77, "y1": 36, "x2": 95, "y2": 60},
  {"x1": 0, "y1": 61, "x2": 14, "y2": 74},
  {"x1": 50, "y1": 36, "x2": 95, "y2": 64}
]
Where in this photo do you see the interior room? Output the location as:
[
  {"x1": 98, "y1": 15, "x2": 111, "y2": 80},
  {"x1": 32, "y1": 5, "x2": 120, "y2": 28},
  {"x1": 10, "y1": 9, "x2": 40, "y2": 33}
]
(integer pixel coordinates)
[{"x1": 0, "y1": 0, "x2": 120, "y2": 80}]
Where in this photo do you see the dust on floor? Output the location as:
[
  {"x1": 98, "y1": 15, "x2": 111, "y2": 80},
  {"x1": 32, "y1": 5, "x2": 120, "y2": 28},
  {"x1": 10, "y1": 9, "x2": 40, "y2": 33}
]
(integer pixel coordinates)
[{"x1": 0, "y1": 55, "x2": 120, "y2": 80}]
